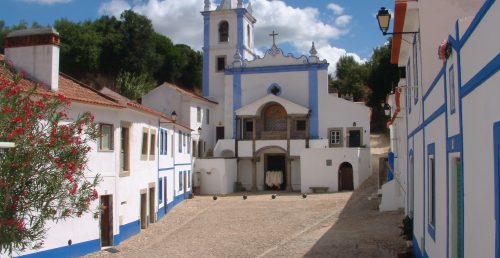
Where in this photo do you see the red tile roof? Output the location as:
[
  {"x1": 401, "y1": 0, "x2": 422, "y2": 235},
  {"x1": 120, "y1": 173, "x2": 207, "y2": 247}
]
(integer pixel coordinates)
[{"x1": 161, "y1": 82, "x2": 218, "y2": 104}]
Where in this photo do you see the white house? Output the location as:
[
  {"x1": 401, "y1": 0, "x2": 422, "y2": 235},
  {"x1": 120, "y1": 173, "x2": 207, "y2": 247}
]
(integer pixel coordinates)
[
  {"x1": 187, "y1": 0, "x2": 371, "y2": 194},
  {"x1": 384, "y1": 0, "x2": 499, "y2": 257},
  {"x1": 1, "y1": 28, "x2": 194, "y2": 257}
]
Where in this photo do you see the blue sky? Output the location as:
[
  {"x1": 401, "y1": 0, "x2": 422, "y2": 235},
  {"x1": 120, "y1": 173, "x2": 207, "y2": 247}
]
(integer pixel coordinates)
[{"x1": 2, "y1": 0, "x2": 394, "y2": 75}]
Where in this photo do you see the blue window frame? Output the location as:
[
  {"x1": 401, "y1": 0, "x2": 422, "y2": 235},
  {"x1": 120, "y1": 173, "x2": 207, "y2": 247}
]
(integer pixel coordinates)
[
  {"x1": 407, "y1": 59, "x2": 412, "y2": 114},
  {"x1": 449, "y1": 65, "x2": 456, "y2": 114},
  {"x1": 413, "y1": 34, "x2": 419, "y2": 104},
  {"x1": 178, "y1": 130, "x2": 182, "y2": 153},
  {"x1": 427, "y1": 143, "x2": 436, "y2": 240},
  {"x1": 158, "y1": 178, "x2": 163, "y2": 204},
  {"x1": 160, "y1": 129, "x2": 168, "y2": 155}
]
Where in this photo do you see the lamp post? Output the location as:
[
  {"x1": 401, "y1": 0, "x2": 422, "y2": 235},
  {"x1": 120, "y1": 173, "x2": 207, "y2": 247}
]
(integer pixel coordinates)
[{"x1": 376, "y1": 7, "x2": 419, "y2": 36}]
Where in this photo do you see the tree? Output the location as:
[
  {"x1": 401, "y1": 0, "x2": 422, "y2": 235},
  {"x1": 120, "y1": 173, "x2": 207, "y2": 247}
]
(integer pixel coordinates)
[
  {"x1": 330, "y1": 55, "x2": 368, "y2": 101},
  {"x1": 115, "y1": 71, "x2": 156, "y2": 101},
  {"x1": 0, "y1": 62, "x2": 100, "y2": 255}
]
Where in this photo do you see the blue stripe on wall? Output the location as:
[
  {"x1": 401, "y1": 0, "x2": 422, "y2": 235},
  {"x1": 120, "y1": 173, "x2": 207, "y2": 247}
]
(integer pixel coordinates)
[
  {"x1": 308, "y1": 68, "x2": 319, "y2": 139},
  {"x1": 202, "y1": 14, "x2": 210, "y2": 97},
  {"x1": 236, "y1": 9, "x2": 245, "y2": 60},
  {"x1": 233, "y1": 72, "x2": 241, "y2": 139},
  {"x1": 18, "y1": 239, "x2": 100, "y2": 258},
  {"x1": 460, "y1": 53, "x2": 499, "y2": 98},
  {"x1": 225, "y1": 63, "x2": 328, "y2": 75}
]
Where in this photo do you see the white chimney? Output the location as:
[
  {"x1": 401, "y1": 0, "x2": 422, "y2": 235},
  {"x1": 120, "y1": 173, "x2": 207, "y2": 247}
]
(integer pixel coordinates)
[{"x1": 4, "y1": 28, "x2": 60, "y2": 92}]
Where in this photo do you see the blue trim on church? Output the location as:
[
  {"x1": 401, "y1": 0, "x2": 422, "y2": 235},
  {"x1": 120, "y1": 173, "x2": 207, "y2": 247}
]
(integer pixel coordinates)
[
  {"x1": 225, "y1": 63, "x2": 328, "y2": 75},
  {"x1": 236, "y1": 9, "x2": 245, "y2": 60},
  {"x1": 202, "y1": 13, "x2": 210, "y2": 97},
  {"x1": 308, "y1": 68, "x2": 319, "y2": 139},
  {"x1": 233, "y1": 72, "x2": 242, "y2": 139}
]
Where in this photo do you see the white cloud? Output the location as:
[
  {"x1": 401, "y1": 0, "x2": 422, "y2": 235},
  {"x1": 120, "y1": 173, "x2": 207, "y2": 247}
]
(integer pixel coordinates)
[
  {"x1": 335, "y1": 15, "x2": 352, "y2": 27},
  {"x1": 22, "y1": 0, "x2": 71, "y2": 4},
  {"x1": 327, "y1": 3, "x2": 344, "y2": 15},
  {"x1": 316, "y1": 44, "x2": 366, "y2": 75},
  {"x1": 98, "y1": 0, "x2": 363, "y2": 75}
]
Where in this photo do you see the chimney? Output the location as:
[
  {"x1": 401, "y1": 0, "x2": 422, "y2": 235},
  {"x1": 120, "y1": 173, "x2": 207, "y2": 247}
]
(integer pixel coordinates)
[{"x1": 4, "y1": 28, "x2": 60, "y2": 92}]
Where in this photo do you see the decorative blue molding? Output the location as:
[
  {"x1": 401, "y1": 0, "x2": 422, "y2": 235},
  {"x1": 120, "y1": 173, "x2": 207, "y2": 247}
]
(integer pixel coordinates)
[
  {"x1": 233, "y1": 72, "x2": 242, "y2": 138},
  {"x1": 225, "y1": 63, "x2": 328, "y2": 75},
  {"x1": 408, "y1": 104, "x2": 446, "y2": 139},
  {"x1": 308, "y1": 68, "x2": 319, "y2": 139},
  {"x1": 236, "y1": 9, "x2": 245, "y2": 60},
  {"x1": 423, "y1": 66, "x2": 445, "y2": 101},
  {"x1": 18, "y1": 239, "x2": 101, "y2": 258},
  {"x1": 427, "y1": 142, "x2": 436, "y2": 242},
  {"x1": 460, "y1": 53, "x2": 499, "y2": 98},
  {"x1": 458, "y1": 0, "x2": 495, "y2": 50},
  {"x1": 494, "y1": 122, "x2": 500, "y2": 258},
  {"x1": 202, "y1": 14, "x2": 210, "y2": 97},
  {"x1": 446, "y1": 134, "x2": 462, "y2": 153},
  {"x1": 412, "y1": 235, "x2": 424, "y2": 258}
]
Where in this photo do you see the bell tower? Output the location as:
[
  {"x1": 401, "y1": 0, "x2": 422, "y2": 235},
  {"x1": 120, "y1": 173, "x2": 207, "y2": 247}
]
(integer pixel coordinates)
[{"x1": 201, "y1": 0, "x2": 256, "y2": 99}]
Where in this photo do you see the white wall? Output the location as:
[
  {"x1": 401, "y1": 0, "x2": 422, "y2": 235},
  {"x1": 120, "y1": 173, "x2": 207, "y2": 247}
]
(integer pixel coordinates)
[{"x1": 194, "y1": 158, "x2": 237, "y2": 195}]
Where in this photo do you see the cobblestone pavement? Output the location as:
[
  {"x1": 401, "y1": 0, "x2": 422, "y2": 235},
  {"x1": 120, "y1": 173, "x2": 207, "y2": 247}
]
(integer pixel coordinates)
[{"x1": 86, "y1": 175, "x2": 406, "y2": 258}]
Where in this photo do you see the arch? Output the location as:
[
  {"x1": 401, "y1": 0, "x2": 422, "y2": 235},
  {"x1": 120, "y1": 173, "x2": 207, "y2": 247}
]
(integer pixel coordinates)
[
  {"x1": 261, "y1": 102, "x2": 287, "y2": 132},
  {"x1": 220, "y1": 149, "x2": 234, "y2": 157},
  {"x1": 338, "y1": 162, "x2": 354, "y2": 191},
  {"x1": 255, "y1": 145, "x2": 287, "y2": 156},
  {"x1": 219, "y1": 21, "x2": 229, "y2": 42}
]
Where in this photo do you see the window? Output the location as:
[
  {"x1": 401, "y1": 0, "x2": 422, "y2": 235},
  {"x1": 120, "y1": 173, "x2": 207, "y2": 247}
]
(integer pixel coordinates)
[
  {"x1": 245, "y1": 121, "x2": 253, "y2": 132},
  {"x1": 206, "y1": 109, "x2": 210, "y2": 125},
  {"x1": 179, "y1": 172, "x2": 183, "y2": 191},
  {"x1": 187, "y1": 135, "x2": 191, "y2": 154},
  {"x1": 141, "y1": 128, "x2": 149, "y2": 160},
  {"x1": 120, "y1": 122, "x2": 130, "y2": 176},
  {"x1": 217, "y1": 56, "x2": 226, "y2": 72},
  {"x1": 197, "y1": 107, "x2": 201, "y2": 123},
  {"x1": 158, "y1": 178, "x2": 163, "y2": 204},
  {"x1": 427, "y1": 143, "x2": 436, "y2": 240},
  {"x1": 160, "y1": 129, "x2": 168, "y2": 155},
  {"x1": 329, "y1": 129, "x2": 343, "y2": 147},
  {"x1": 188, "y1": 171, "x2": 191, "y2": 188},
  {"x1": 407, "y1": 59, "x2": 412, "y2": 113},
  {"x1": 99, "y1": 123, "x2": 114, "y2": 151},
  {"x1": 149, "y1": 129, "x2": 156, "y2": 160},
  {"x1": 296, "y1": 120, "x2": 306, "y2": 131},
  {"x1": 413, "y1": 34, "x2": 419, "y2": 104},
  {"x1": 178, "y1": 130, "x2": 182, "y2": 153},
  {"x1": 219, "y1": 21, "x2": 229, "y2": 42},
  {"x1": 449, "y1": 66, "x2": 456, "y2": 114}
]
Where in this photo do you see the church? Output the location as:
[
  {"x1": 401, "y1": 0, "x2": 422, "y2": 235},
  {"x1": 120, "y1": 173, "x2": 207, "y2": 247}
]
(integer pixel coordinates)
[{"x1": 181, "y1": 0, "x2": 372, "y2": 194}]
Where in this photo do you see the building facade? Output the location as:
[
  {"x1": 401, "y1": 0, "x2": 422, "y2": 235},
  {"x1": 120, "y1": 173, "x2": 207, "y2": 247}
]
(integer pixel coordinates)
[
  {"x1": 1, "y1": 28, "x2": 193, "y2": 257},
  {"x1": 385, "y1": 0, "x2": 499, "y2": 257}
]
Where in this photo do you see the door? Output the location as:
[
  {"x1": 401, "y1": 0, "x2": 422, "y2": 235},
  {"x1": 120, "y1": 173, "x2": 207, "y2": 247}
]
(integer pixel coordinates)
[
  {"x1": 164, "y1": 178, "x2": 168, "y2": 214},
  {"x1": 339, "y1": 162, "x2": 354, "y2": 191},
  {"x1": 265, "y1": 155, "x2": 286, "y2": 190},
  {"x1": 450, "y1": 158, "x2": 463, "y2": 258},
  {"x1": 140, "y1": 193, "x2": 147, "y2": 229},
  {"x1": 100, "y1": 195, "x2": 113, "y2": 247},
  {"x1": 348, "y1": 130, "x2": 361, "y2": 147},
  {"x1": 216, "y1": 126, "x2": 224, "y2": 143},
  {"x1": 149, "y1": 187, "x2": 155, "y2": 224},
  {"x1": 183, "y1": 172, "x2": 187, "y2": 198}
]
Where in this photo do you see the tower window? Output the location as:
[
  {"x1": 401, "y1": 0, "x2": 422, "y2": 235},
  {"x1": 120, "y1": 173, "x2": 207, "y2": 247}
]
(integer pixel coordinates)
[
  {"x1": 247, "y1": 24, "x2": 251, "y2": 47},
  {"x1": 217, "y1": 56, "x2": 226, "y2": 72},
  {"x1": 219, "y1": 21, "x2": 229, "y2": 42}
]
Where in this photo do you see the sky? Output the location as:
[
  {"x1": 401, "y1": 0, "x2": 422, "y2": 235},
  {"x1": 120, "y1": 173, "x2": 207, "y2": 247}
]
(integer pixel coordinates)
[{"x1": 1, "y1": 0, "x2": 395, "y2": 75}]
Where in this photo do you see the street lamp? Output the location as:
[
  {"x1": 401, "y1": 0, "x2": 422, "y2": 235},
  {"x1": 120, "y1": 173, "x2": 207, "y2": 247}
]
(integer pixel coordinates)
[
  {"x1": 382, "y1": 103, "x2": 391, "y2": 116},
  {"x1": 376, "y1": 7, "x2": 419, "y2": 36},
  {"x1": 170, "y1": 111, "x2": 177, "y2": 123}
]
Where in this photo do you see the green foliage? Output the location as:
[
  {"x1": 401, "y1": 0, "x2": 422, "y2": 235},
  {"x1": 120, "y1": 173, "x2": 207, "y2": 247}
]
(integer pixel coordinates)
[
  {"x1": 115, "y1": 71, "x2": 156, "y2": 101},
  {"x1": 1, "y1": 11, "x2": 203, "y2": 95},
  {"x1": 0, "y1": 62, "x2": 101, "y2": 255},
  {"x1": 330, "y1": 55, "x2": 368, "y2": 101},
  {"x1": 399, "y1": 215, "x2": 413, "y2": 240}
]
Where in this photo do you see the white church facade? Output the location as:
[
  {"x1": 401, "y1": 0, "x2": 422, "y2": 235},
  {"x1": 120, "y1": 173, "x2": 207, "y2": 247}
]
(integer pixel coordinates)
[{"x1": 183, "y1": 0, "x2": 372, "y2": 194}]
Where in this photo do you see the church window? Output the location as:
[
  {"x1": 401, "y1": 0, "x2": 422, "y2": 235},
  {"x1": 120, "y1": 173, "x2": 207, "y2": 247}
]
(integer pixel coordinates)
[
  {"x1": 296, "y1": 120, "x2": 306, "y2": 131},
  {"x1": 328, "y1": 129, "x2": 343, "y2": 147},
  {"x1": 245, "y1": 121, "x2": 253, "y2": 132},
  {"x1": 219, "y1": 21, "x2": 229, "y2": 42},
  {"x1": 267, "y1": 83, "x2": 282, "y2": 96},
  {"x1": 217, "y1": 56, "x2": 226, "y2": 72},
  {"x1": 247, "y1": 24, "x2": 251, "y2": 47}
]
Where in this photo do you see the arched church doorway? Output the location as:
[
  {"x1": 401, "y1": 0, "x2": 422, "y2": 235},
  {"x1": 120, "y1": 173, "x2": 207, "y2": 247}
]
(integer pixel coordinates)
[{"x1": 338, "y1": 162, "x2": 354, "y2": 191}]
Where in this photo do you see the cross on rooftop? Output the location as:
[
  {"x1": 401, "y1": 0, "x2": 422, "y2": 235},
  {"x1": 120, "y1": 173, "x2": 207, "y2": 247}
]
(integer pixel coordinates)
[{"x1": 269, "y1": 30, "x2": 278, "y2": 46}]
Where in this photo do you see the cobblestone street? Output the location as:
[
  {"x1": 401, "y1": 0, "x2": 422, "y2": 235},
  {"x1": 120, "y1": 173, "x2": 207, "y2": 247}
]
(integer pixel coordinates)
[{"x1": 87, "y1": 175, "x2": 406, "y2": 258}]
